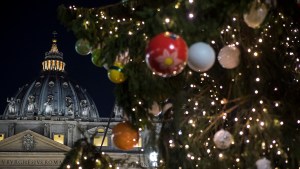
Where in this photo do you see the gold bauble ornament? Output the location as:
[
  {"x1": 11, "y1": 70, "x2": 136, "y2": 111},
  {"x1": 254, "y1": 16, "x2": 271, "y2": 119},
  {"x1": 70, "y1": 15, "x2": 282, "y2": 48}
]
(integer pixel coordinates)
[
  {"x1": 243, "y1": 1, "x2": 269, "y2": 28},
  {"x1": 108, "y1": 62, "x2": 126, "y2": 84}
]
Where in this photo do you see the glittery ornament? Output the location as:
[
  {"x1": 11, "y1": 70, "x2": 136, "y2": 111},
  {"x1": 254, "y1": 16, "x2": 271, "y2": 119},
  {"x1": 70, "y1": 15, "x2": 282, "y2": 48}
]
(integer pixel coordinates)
[
  {"x1": 217, "y1": 45, "x2": 240, "y2": 69},
  {"x1": 243, "y1": 1, "x2": 269, "y2": 28},
  {"x1": 108, "y1": 62, "x2": 126, "y2": 84},
  {"x1": 213, "y1": 129, "x2": 233, "y2": 149},
  {"x1": 256, "y1": 157, "x2": 271, "y2": 169},
  {"x1": 146, "y1": 32, "x2": 188, "y2": 77},
  {"x1": 112, "y1": 121, "x2": 139, "y2": 150}
]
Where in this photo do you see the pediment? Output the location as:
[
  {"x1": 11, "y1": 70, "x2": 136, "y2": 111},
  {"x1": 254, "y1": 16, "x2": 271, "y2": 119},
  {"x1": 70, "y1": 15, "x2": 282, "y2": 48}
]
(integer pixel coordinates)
[{"x1": 0, "y1": 130, "x2": 70, "y2": 152}]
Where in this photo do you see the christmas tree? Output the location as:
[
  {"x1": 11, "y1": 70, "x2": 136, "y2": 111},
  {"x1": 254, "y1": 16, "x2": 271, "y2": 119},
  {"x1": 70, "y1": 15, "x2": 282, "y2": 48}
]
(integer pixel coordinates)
[{"x1": 57, "y1": 0, "x2": 300, "y2": 168}]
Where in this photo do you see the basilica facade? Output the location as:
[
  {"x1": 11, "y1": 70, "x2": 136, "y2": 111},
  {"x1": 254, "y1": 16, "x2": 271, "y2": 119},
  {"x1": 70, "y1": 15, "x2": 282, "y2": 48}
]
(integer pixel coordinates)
[{"x1": 0, "y1": 36, "x2": 147, "y2": 169}]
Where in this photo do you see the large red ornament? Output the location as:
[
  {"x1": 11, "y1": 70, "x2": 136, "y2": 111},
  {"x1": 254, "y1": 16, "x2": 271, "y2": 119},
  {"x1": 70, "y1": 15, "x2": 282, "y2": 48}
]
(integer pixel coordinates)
[
  {"x1": 112, "y1": 121, "x2": 139, "y2": 150},
  {"x1": 146, "y1": 32, "x2": 188, "y2": 77}
]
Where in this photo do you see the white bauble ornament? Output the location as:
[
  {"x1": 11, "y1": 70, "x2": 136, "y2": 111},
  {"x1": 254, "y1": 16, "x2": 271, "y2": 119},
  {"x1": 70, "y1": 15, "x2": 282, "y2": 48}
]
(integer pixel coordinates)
[
  {"x1": 218, "y1": 45, "x2": 240, "y2": 69},
  {"x1": 188, "y1": 42, "x2": 216, "y2": 72},
  {"x1": 243, "y1": 1, "x2": 269, "y2": 28},
  {"x1": 148, "y1": 101, "x2": 161, "y2": 116},
  {"x1": 256, "y1": 157, "x2": 271, "y2": 169},
  {"x1": 213, "y1": 129, "x2": 233, "y2": 149}
]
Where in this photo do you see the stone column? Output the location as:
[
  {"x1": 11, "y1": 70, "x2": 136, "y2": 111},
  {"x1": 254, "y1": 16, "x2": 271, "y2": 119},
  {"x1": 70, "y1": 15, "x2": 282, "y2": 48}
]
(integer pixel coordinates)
[
  {"x1": 8, "y1": 123, "x2": 15, "y2": 137},
  {"x1": 67, "y1": 124, "x2": 75, "y2": 147},
  {"x1": 44, "y1": 123, "x2": 50, "y2": 137}
]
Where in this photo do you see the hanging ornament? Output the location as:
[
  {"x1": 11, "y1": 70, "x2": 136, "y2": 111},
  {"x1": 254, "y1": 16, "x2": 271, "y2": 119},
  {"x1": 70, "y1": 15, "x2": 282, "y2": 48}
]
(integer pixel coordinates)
[
  {"x1": 75, "y1": 39, "x2": 92, "y2": 55},
  {"x1": 91, "y1": 48, "x2": 105, "y2": 67},
  {"x1": 112, "y1": 121, "x2": 139, "y2": 150},
  {"x1": 162, "y1": 102, "x2": 173, "y2": 114},
  {"x1": 146, "y1": 32, "x2": 188, "y2": 77},
  {"x1": 187, "y1": 42, "x2": 216, "y2": 72},
  {"x1": 148, "y1": 101, "x2": 161, "y2": 116},
  {"x1": 161, "y1": 99, "x2": 173, "y2": 120},
  {"x1": 243, "y1": 1, "x2": 269, "y2": 28},
  {"x1": 107, "y1": 50, "x2": 130, "y2": 84},
  {"x1": 217, "y1": 45, "x2": 240, "y2": 69},
  {"x1": 213, "y1": 129, "x2": 233, "y2": 149},
  {"x1": 108, "y1": 62, "x2": 126, "y2": 84},
  {"x1": 256, "y1": 157, "x2": 271, "y2": 169}
]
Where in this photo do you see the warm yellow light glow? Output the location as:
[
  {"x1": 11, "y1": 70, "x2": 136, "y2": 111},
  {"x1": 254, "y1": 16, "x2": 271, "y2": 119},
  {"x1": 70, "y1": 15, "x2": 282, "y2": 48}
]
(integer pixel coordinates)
[
  {"x1": 0, "y1": 134, "x2": 4, "y2": 141},
  {"x1": 94, "y1": 135, "x2": 108, "y2": 146},
  {"x1": 42, "y1": 60, "x2": 65, "y2": 72},
  {"x1": 53, "y1": 134, "x2": 64, "y2": 144},
  {"x1": 98, "y1": 128, "x2": 105, "y2": 132},
  {"x1": 134, "y1": 137, "x2": 142, "y2": 148}
]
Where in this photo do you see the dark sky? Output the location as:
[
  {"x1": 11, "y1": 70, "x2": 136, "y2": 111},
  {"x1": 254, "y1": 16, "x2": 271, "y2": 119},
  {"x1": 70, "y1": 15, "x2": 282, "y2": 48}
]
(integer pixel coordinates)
[{"x1": 0, "y1": 1, "x2": 119, "y2": 117}]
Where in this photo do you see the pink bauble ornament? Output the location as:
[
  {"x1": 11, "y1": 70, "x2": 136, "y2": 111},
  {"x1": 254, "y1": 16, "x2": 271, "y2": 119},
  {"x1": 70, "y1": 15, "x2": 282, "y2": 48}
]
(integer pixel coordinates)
[
  {"x1": 217, "y1": 45, "x2": 240, "y2": 69},
  {"x1": 146, "y1": 32, "x2": 188, "y2": 77}
]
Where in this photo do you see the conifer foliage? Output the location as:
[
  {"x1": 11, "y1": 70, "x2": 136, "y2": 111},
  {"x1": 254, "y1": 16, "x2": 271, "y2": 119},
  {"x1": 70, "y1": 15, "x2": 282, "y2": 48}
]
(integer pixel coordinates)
[{"x1": 58, "y1": 0, "x2": 300, "y2": 168}]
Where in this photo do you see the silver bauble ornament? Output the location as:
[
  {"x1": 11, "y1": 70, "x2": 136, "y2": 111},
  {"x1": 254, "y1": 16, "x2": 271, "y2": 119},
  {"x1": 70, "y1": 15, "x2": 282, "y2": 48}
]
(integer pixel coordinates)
[
  {"x1": 256, "y1": 157, "x2": 271, "y2": 169},
  {"x1": 213, "y1": 129, "x2": 233, "y2": 149}
]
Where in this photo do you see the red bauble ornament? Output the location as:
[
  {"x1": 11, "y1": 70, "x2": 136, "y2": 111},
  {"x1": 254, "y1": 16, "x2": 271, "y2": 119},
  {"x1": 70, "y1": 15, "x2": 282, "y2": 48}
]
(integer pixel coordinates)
[
  {"x1": 112, "y1": 121, "x2": 139, "y2": 150},
  {"x1": 146, "y1": 32, "x2": 188, "y2": 77}
]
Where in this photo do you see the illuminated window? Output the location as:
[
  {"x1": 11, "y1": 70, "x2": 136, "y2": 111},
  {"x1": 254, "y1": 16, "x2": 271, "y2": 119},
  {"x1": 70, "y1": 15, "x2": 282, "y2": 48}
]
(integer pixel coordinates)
[
  {"x1": 94, "y1": 135, "x2": 108, "y2": 146},
  {"x1": 98, "y1": 128, "x2": 105, "y2": 132},
  {"x1": 46, "y1": 61, "x2": 49, "y2": 70},
  {"x1": 94, "y1": 128, "x2": 108, "y2": 146},
  {"x1": 53, "y1": 134, "x2": 64, "y2": 144},
  {"x1": 56, "y1": 60, "x2": 59, "y2": 70},
  {"x1": 47, "y1": 60, "x2": 51, "y2": 69},
  {"x1": 59, "y1": 61, "x2": 63, "y2": 71},
  {"x1": 0, "y1": 134, "x2": 4, "y2": 141},
  {"x1": 134, "y1": 137, "x2": 142, "y2": 148}
]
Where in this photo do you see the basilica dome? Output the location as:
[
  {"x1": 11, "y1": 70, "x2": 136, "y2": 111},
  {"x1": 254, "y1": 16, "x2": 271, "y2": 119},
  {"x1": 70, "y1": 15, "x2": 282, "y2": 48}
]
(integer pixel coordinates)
[{"x1": 2, "y1": 36, "x2": 100, "y2": 121}]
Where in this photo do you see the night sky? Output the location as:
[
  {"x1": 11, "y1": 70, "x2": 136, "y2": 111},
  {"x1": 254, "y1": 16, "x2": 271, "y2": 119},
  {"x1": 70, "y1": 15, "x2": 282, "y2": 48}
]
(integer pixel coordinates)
[{"x1": 0, "y1": 1, "x2": 120, "y2": 117}]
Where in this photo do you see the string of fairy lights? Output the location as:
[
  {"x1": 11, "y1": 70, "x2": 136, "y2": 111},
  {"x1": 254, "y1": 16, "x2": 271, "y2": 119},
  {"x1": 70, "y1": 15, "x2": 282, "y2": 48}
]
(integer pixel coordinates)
[{"x1": 62, "y1": 0, "x2": 300, "y2": 168}]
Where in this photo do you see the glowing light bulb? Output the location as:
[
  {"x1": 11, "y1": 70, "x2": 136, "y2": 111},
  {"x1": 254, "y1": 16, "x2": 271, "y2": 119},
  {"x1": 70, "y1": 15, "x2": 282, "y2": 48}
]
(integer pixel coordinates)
[{"x1": 188, "y1": 13, "x2": 194, "y2": 18}]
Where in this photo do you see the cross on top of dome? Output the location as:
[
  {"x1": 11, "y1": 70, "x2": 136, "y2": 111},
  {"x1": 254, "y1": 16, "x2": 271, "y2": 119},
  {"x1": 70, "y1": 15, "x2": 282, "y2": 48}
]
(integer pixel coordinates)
[
  {"x1": 45, "y1": 31, "x2": 63, "y2": 59},
  {"x1": 50, "y1": 31, "x2": 59, "y2": 53}
]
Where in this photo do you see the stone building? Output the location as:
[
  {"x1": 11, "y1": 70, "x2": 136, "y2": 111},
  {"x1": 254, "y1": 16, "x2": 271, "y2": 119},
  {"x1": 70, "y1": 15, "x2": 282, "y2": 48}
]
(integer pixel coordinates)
[{"x1": 0, "y1": 36, "x2": 148, "y2": 169}]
